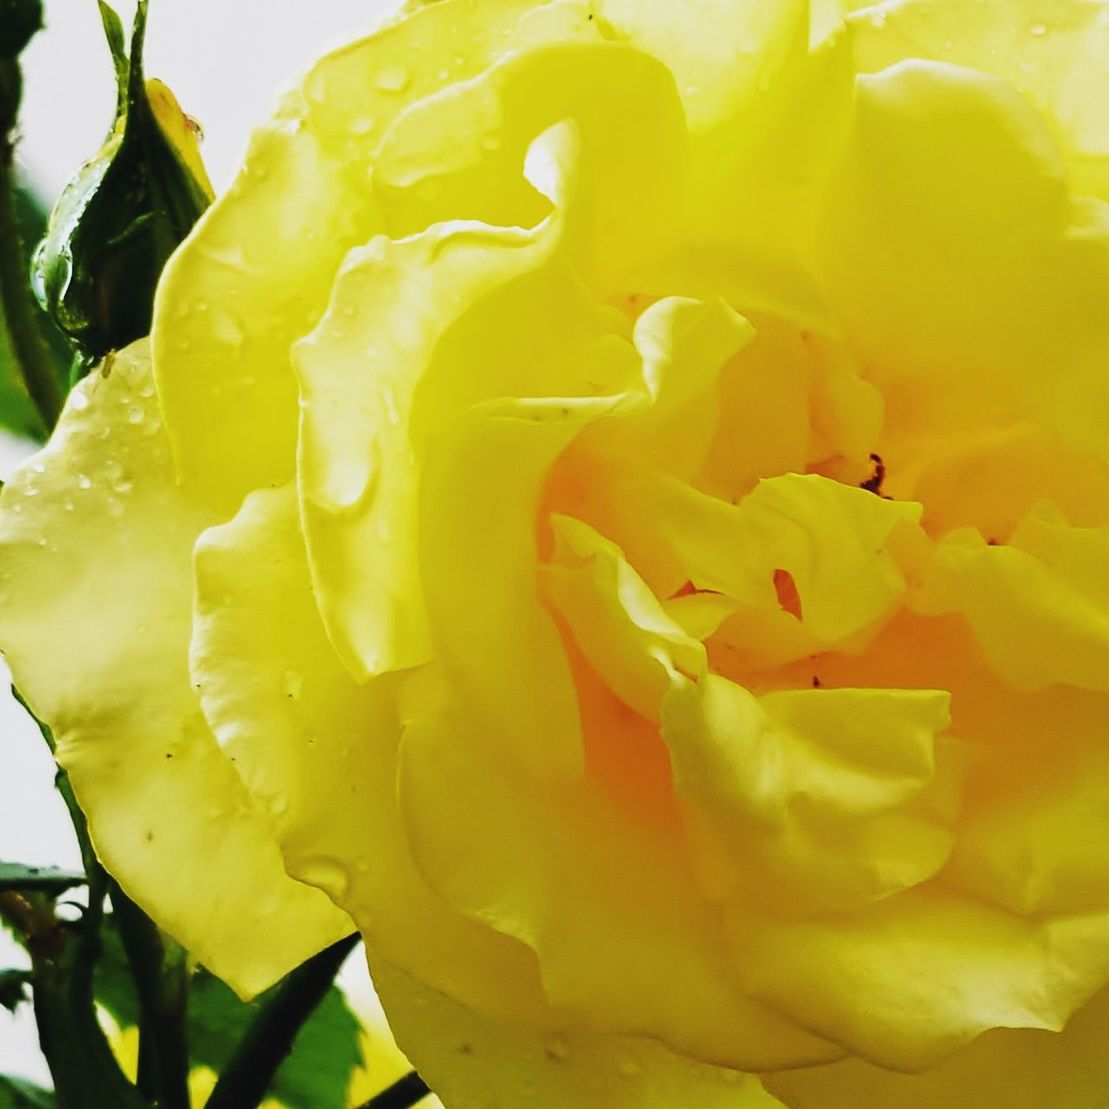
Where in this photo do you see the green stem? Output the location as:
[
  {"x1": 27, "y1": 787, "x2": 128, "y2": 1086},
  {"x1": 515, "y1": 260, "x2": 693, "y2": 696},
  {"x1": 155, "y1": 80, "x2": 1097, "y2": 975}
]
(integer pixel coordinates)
[
  {"x1": 204, "y1": 933, "x2": 360, "y2": 1109},
  {"x1": 0, "y1": 144, "x2": 62, "y2": 429},
  {"x1": 358, "y1": 1071, "x2": 431, "y2": 1109},
  {"x1": 109, "y1": 883, "x2": 190, "y2": 1109}
]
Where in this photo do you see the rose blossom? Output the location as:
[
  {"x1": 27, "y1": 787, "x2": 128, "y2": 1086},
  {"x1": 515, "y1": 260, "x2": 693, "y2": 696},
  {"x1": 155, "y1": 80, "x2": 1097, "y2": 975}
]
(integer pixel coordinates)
[{"x1": 3, "y1": 2, "x2": 1109, "y2": 1106}]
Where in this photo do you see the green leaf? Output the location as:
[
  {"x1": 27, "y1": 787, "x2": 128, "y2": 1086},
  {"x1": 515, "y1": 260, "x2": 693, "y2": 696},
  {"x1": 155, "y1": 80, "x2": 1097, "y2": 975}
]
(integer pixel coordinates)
[
  {"x1": 0, "y1": 864, "x2": 85, "y2": 896},
  {"x1": 0, "y1": 969, "x2": 30, "y2": 1013},
  {"x1": 189, "y1": 965, "x2": 361, "y2": 1109},
  {"x1": 95, "y1": 916, "x2": 360, "y2": 1108},
  {"x1": 0, "y1": 1075, "x2": 55, "y2": 1109},
  {"x1": 90, "y1": 917, "x2": 140, "y2": 1030},
  {"x1": 0, "y1": 180, "x2": 68, "y2": 440}
]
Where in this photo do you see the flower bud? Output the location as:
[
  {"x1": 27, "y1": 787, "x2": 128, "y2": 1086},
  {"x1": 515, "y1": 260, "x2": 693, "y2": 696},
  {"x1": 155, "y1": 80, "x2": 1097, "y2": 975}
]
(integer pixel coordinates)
[{"x1": 31, "y1": 0, "x2": 212, "y2": 368}]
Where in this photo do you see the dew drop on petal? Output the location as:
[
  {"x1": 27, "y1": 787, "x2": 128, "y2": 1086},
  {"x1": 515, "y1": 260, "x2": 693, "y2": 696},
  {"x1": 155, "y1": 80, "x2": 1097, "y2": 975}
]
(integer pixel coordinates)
[
  {"x1": 375, "y1": 64, "x2": 410, "y2": 93},
  {"x1": 299, "y1": 856, "x2": 350, "y2": 899},
  {"x1": 545, "y1": 1036, "x2": 570, "y2": 1062},
  {"x1": 617, "y1": 1055, "x2": 642, "y2": 1077}
]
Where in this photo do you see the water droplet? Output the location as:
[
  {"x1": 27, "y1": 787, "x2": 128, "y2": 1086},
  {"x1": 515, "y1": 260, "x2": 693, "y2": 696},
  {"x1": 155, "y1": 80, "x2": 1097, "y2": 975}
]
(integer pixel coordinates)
[
  {"x1": 375, "y1": 64, "x2": 410, "y2": 93},
  {"x1": 212, "y1": 308, "x2": 245, "y2": 347},
  {"x1": 71, "y1": 391, "x2": 90, "y2": 411},
  {"x1": 1029, "y1": 21, "x2": 1047, "y2": 35},
  {"x1": 437, "y1": 67, "x2": 450, "y2": 80},
  {"x1": 77, "y1": 474, "x2": 92, "y2": 490},
  {"x1": 127, "y1": 406, "x2": 145, "y2": 425},
  {"x1": 299, "y1": 856, "x2": 350, "y2": 899},
  {"x1": 545, "y1": 1036, "x2": 570, "y2": 1062},
  {"x1": 282, "y1": 668, "x2": 304, "y2": 699},
  {"x1": 381, "y1": 384, "x2": 400, "y2": 426},
  {"x1": 63, "y1": 498, "x2": 75, "y2": 512},
  {"x1": 113, "y1": 476, "x2": 134, "y2": 495}
]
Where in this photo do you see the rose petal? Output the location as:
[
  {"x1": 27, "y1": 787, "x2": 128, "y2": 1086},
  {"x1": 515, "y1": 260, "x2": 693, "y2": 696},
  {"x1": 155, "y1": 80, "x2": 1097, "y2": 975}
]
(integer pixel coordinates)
[
  {"x1": 151, "y1": 0, "x2": 539, "y2": 510},
  {"x1": 0, "y1": 344, "x2": 349, "y2": 996},
  {"x1": 732, "y1": 885, "x2": 1109, "y2": 1070},
  {"x1": 375, "y1": 959, "x2": 791, "y2": 1109},
  {"x1": 191, "y1": 483, "x2": 551, "y2": 1022}
]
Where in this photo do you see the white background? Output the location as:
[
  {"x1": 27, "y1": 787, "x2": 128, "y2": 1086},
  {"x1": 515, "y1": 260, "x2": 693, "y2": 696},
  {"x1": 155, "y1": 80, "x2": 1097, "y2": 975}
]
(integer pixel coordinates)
[{"x1": 3, "y1": 0, "x2": 400, "y2": 1085}]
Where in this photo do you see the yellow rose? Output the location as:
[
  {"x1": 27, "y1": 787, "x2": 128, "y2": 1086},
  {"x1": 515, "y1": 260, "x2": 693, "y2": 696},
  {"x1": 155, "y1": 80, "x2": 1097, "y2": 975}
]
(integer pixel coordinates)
[{"x1": 3, "y1": 1, "x2": 1109, "y2": 1106}]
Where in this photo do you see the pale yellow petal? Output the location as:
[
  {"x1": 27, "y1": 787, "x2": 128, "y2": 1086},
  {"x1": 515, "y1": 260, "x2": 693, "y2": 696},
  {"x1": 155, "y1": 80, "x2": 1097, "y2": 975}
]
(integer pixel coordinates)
[
  {"x1": 662, "y1": 673, "x2": 958, "y2": 912},
  {"x1": 398, "y1": 695, "x2": 841, "y2": 1070},
  {"x1": 151, "y1": 0, "x2": 538, "y2": 511},
  {"x1": 913, "y1": 517, "x2": 1109, "y2": 692},
  {"x1": 766, "y1": 985, "x2": 1109, "y2": 1109},
  {"x1": 191, "y1": 482, "x2": 551, "y2": 1024},
  {"x1": 374, "y1": 960, "x2": 790, "y2": 1109},
  {"x1": 816, "y1": 59, "x2": 1109, "y2": 459},
  {"x1": 0, "y1": 344, "x2": 349, "y2": 996},
  {"x1": 541, "y1": 515, "x2": 706, "y2": 719},
  {"x1": 850, "y1": 0, "x2": 1109, "y2": 198},
  {"x1": 732, "y1": 886, "x2": 1109, "y2": 1071}
]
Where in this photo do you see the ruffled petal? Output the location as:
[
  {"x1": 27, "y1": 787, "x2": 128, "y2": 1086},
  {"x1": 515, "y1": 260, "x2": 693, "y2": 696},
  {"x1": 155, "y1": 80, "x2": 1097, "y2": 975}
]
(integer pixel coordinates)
[
  {"x1": 372, "y1": 25, "x2": 689, "y2": 290},
  {"x1": 556, "y1": 460, "x2": 923, "y2": 666},
  {"x1": 816, "y1": 59, "x2": 1109, "y2": 460},
  {"x1": 293, "y1": 218, "x2": 562, "y2": 680},
  {"x1": 583, "y1": 295, "x2": 755, "y2": 482},
  {"x1": 766, "y1": 985, "x2": 1109, "y2": 1109},
  {"x1": 151, "y1": 0, "x2": 540, "y2": 510},
  {"x1": 662, "y1": 674, "x2": 958, "y2": 912},
  {"x1": 398, "y1": 692, "x2": 841, "y2": 1071},
  {"x1": 375, "y1": 960, "x2": 790, "y2": 1109},
  {"x1": 418, "y1": 393, "x2": 639, "y2": 783},
  {"x1": 191, "y1": 483, "x2": 551, "y2": 1023},
  {"x1": 850, "y1": 0, "x2": 1109, "y2": 199},
  {"x1": 731, "y1": 886, "x2": 1109, "y2": 1071},
  {"x1": 0, "y1": 343, "x2": 349, "y2": 996},
  {"x1": 947, "y1": 734, "x2": 1109, "y2": 917},
  {"x1": 913, "y1": 511, "x2": 1109, "y2": 692},
  {"x1": 541, "y1": 515, "x2": 706, "y2": 719}
]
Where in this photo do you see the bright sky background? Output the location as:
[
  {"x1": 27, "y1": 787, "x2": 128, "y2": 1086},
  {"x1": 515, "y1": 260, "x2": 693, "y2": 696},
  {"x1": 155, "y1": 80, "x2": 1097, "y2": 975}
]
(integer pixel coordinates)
[{"x1": 2, "y1": 0, "x2": 401, "y2": 1086}]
